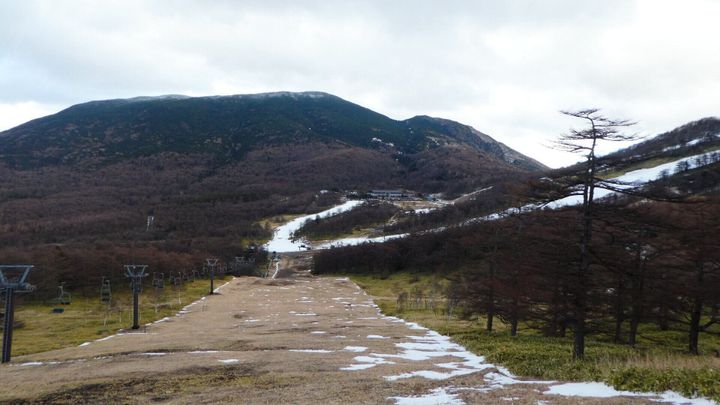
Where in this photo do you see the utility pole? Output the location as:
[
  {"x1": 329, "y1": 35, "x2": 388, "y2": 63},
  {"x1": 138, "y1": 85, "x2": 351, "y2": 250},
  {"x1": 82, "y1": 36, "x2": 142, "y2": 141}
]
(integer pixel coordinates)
[
  {"x1": 1, "y1": 265, "x2": 35, "y2": 363},
  {"x1": 206, "y1": 258, "x2": 218, "y2": 295},
  {"x1": 124, "y1": 265, "x2": 148, "y2": 330}
]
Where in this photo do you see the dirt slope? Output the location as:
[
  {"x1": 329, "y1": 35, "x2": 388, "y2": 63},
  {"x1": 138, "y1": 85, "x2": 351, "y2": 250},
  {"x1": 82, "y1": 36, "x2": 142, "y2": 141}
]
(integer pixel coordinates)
[{"x1": 1, "y1": 254, "x2": 654, "y2": 404}]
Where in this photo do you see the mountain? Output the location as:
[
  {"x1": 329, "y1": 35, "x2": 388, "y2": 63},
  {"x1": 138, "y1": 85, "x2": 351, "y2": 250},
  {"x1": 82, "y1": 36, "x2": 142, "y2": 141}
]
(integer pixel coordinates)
[
  {"x1": 0, "y1": 91, "x2": 545, "y2": 173},
  {"x1": 0, "y1": 91, "x2": 547, "y2": 271}
]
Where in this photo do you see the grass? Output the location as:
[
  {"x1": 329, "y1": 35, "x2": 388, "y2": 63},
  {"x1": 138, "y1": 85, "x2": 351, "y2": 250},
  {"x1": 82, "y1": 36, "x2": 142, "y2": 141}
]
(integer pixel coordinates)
[
  {"x1": 351, "y1": 271, "x2": 720, "y2": 402},
  {"x1": 9, "y1": 276, "x2": 231, "y2": 356},
  {"x1": 300, "y1": 225, "x2": 382, "y2": 242},
  {"x1": 257, "y1": 214, "x2": 303, "y2": 234}
]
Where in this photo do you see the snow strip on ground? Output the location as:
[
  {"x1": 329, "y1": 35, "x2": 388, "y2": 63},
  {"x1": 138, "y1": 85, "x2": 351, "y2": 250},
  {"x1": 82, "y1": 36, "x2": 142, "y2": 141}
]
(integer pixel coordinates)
[
  {"x1": 336, "y1": 299, "x2": 715, "y2": 405},
  {"x1": 266, "y1": 200, "x2": 363, "y2": 252}
]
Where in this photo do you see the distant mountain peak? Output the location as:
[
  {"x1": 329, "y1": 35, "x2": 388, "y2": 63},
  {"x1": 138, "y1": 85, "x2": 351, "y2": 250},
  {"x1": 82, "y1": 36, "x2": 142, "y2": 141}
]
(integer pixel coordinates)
[
  {"x1": 0, "y1": 91, "x2": 545, "y2": 174},
  {"x1": 404, "y1": 115, "x2": 548, "y2": 170}
]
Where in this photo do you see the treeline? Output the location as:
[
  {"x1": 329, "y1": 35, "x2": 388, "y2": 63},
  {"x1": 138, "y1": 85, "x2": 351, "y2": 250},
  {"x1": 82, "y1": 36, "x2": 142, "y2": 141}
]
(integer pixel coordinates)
[
  {"x1": 314, "y1": 198, "x2": 720, "y2": 354},
  {"x1": 0, "y1": 153, "x2": 348, "y2": 248},
  {"x1": 0, "y1": 152, "x2": 342, "y2": 296},
  {"x1": 295, "y1": 201, "x2": 400, "y2": 239},
  {"x1": 0, "y1": 239, "x2": 267, "y2": 301}
]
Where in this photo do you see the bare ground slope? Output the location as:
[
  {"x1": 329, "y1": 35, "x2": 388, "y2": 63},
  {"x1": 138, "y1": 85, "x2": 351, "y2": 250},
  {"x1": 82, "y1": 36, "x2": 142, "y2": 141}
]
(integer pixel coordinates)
[{"x1": 1, "y1": 254, "x2": 657, "y2": 404}]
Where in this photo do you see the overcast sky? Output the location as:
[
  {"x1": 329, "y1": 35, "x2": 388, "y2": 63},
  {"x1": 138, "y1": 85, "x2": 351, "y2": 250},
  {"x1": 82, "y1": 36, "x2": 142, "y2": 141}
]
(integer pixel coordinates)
[{"x1": 1, "y1": 0, "x2": 719, "y2": 167}]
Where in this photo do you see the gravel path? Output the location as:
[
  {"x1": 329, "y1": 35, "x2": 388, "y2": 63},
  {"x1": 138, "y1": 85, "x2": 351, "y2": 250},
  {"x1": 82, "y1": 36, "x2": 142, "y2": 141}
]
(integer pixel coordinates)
[{"x1": 0, "y1": 255, "x2": 703, "y2": 404}]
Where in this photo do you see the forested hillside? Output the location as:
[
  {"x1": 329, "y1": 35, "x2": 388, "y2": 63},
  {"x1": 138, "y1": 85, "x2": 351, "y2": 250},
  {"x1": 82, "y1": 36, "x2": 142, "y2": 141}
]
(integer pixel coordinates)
[{"x1": 0, "y1": 92, "x2": 544, "y2": 297}]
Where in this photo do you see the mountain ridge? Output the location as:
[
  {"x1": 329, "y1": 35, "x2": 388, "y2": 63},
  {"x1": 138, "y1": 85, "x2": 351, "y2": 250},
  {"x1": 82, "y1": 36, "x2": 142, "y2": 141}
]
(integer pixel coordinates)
[{"x1": 0, "y1": 91, "x2": 546, "y2": 173}]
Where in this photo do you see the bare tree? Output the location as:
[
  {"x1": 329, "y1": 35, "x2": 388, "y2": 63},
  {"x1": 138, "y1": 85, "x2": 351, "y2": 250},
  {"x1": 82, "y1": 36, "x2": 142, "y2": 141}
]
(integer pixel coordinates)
[{"x1": 553, "y1": 109, "x2": 638, "y2": 359}]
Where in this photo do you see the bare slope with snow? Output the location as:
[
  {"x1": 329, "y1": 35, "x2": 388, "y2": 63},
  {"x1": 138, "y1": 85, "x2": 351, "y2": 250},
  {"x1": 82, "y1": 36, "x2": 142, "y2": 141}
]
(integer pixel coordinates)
[{"x1": 3, "y1": 262, "x2": 714, "y2": 404}]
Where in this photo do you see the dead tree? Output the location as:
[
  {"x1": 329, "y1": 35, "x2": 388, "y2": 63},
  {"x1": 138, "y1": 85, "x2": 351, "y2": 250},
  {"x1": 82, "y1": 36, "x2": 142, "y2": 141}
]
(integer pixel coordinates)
[{"x1": 553, "y1": 108, "x2": 638, "y2": 359}]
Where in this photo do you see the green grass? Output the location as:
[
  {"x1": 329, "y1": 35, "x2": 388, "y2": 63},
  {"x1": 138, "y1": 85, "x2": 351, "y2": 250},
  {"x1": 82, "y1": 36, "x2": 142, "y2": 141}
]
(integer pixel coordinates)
[
  {"x1": 9, "y1": 276, "x2": 231, "y2": 356},
  {"x1": 350, "y1": 271, "x2": 720, "y2": 402}
]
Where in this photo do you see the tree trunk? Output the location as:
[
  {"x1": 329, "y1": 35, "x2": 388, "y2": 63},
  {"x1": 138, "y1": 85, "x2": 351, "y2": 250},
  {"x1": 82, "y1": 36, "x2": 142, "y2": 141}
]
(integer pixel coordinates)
[
  {"x1": 510, "y1": 298, "x2": 519, "y2": 337},
  {"x1": 629, "y1": 316, "x2": 639, "y2": 346},
  {"x1": 628, "y1": 255, "x2": 646, "y2": 347},
  {"x1": 559, "y1": 320, "x2": 567, "y2": 338},
  {"x1": 689, "y1": 261, "x2": 705, "y2": 355},
  {"x1": 573, "y1": 140, "x2": 596, "y2": 360},
  {"x1": 574, "y1": 233, "x2": 590, "y2": 360},
  {"x1": 573, "y1": 317, "x2": 585, "y2": 360},
  {"x1": 658, "y1": 303, "x2": 670, "y2": 331},
  {"x1": 689, "y1": 297, "x2": 702, "y2": 355},
  {"x1": 546, "y1": 283, "x2": 562, "y2": 337},
  {"x1": 613, "y1": 278, "x2": 625, "y2": 343},
  {"x1": 486, "y1": 262, "x2": 495, "y2": 333}
]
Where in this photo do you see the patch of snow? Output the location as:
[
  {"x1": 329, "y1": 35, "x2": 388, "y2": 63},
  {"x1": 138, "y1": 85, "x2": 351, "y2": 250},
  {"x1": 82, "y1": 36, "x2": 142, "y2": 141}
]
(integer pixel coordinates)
[
  {"x1": 315, "y1": 233, "x2": 408, "y2": 250},
  {"x1": 545, "y1": 382, "x2": 656, "y2": 398},
  {"x1": 389, "y1": 387, "x2": 464, "y2": 405},
  {"x1": 412, "y1": 208, "x2": 435, "y2": 214},
  {"x1": 343, "y1": 346, "x2": 368, "y2": 352},
  {"x1": 367, "y1": 335, "x2": 389, "y2": 339},
  {"x1": 340, "y1": 363, "x2": 377, "y2": 371},
  {"x1": 654, "y1": 391, "x2": 717, "y2": 405},
  {"x1": 405, "y1": 322, "x2": 428, "y2": 330},
  {"x1": 218, "y1": 359, "x2": 239, "y2": 364},
  {"x1": 353, "y1": 355, "x2": 395, "y2": 365},
  {"x1": 686, "y1": 138, "x2": 703, "y2": 147},
  {"x1": 266, "y1": 200, "x2": 363, "y2": 252},
  {"x1": 544, "y1": 382, "x2": 715, "y2": 404},
  {"x1": 289, "y1": 349, "x2": 333, "y2": 353},
  {"x1": 385, "y1": 368, "x2": 478, "y2": 381}
]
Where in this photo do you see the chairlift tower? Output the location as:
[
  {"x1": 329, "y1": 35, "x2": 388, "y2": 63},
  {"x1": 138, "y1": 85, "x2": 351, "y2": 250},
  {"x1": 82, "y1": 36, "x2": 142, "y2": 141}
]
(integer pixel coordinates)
[
  {"x1": 206, "y1": 258, "x2": 218, "y2": 295},
  {"x1": 100, "y1": 277, "x2": 112, "y2": 305},
  {"x1": 0, "y1": 265, "x2": 35, "y2": 363},
  {"x1": 124, "y1": 265, "x2": 148, "y2": 330},
  {"x1": 56, "y1": 282, "x2": 71, "y2": 305}
]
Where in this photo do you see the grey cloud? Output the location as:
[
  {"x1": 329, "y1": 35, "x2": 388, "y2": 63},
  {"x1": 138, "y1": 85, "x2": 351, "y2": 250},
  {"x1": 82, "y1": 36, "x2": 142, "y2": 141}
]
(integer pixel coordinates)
[{"x1": 0, "y1": 0, "x2": 718, "y2": 167}]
